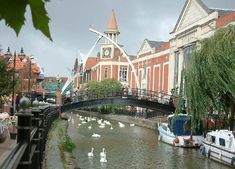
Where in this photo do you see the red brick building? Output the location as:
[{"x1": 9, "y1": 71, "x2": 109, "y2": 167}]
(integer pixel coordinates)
[{"x1": 73, "y1": 1, "x2": 235, "y2": 96}]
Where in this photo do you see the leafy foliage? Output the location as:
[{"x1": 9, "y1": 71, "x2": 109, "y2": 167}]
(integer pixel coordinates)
[
  {"x1": 0, "y1": 60, "x2": 14, "y2": 98},
  {"x1": 80, "y1": 79, "x2": 123, "y2": 94},
  {"x1": 180, "y1": 25, "x2": 235, "y2": 129},
  {"x1": 60, "y1": 136, "x2": 76, "y2": 153},
  {"x1": 0, "y1": 0, "x2": 52, "y2": 40}
]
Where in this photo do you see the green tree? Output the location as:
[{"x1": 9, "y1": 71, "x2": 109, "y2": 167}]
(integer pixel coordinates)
[
  {"x1": 0, "y1": 0, "x2": 51, "y2": 40},
  {"x1": 80, "y1": 79, "x2": 122, "y2": 99},
  {"x1": 179, "y1": 25, "x2": 235, "y2": 129},
  {"x1": 0, "y1": 60, "x2": 14, "y2": 103}
]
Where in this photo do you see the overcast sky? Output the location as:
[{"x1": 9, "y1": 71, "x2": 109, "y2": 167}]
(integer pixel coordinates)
[{"x1": 0, "y1": 0, "x2": 235, "y2": 77}]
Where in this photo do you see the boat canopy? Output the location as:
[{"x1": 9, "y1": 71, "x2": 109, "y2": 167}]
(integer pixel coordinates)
[{"x1": 168, "y1": 114, "x2": 203, "y2": 136}]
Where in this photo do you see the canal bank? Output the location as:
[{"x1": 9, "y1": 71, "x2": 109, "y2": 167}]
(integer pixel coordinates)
[
  {"x1": 74, "y1": 110, "x2": 167, "y2": 130},
  {"x1": 43, "y1": 118, "x2": 79, "y2": 169}
]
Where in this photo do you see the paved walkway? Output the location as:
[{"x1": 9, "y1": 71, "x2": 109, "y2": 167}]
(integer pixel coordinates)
[{"x1": 0, "y1": 134, "x2": 17, "y2": 166}]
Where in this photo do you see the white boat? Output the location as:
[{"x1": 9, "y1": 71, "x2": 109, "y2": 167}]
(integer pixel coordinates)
[
  {"x1": 158, "y1": 114, "x2": 203, "y2": 147},
  {"x1": 200, "y1": 130, "x2": 235, "y2": 166}
]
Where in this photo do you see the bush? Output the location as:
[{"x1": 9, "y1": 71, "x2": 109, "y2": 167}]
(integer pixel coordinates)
[{"x1": 60, "y1": 136, "x2": 76, "y2": 153}]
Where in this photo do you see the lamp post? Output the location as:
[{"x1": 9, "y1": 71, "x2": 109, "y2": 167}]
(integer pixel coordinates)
[
  {"x1": 11, "y1": 52, "x2": 16, "y2": 115},
  {"x1": 56, "y1": 74, "x2": 62, "y2": 90},
  {"x1": 55, "y1": 75, "x2": 62, "y2": 105},
  {"x1": 27, "y1": 56, "x2": 34, "y2": 97}
]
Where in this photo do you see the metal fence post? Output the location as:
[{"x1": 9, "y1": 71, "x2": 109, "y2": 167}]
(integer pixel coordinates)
[
  {"x1": 16, "y1": 97, "x2": 33, "y2": 169},
  {"x1": 32, "y1": 99, "x2": 41, "y2": 169},
  {"x1": 39, "y1": 106, "x2": 46, "y2": 169}
]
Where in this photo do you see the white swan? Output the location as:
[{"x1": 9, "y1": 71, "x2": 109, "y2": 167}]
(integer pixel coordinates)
[
  {"x1": 82, "y1": 121, "x2": 87, "y2": 124},
  {"x1": 92, "y1": 133, "x2": 101, "y2": 137},
  {"x1": 100, "y1": 148, "x2": 107, "y2": 163},
  {"x1": 130, "y1": 123, "x2": 135, "y2": 127},
  {"x1": 88, "y1": 125, "x2": 92, "y2": 130},
  {"x1": 88, "y1": 147, "x2": 94, "y2": 157},
  {"x1": 99, "y1": 124, "x2": 105, "y2": 128},
  {"x1": 110, "y1": 125, "x2": 113, "y2": 130},
  {"x1": 104, "y1": 120, "x2": 111, "y2": 125},
  {"x1": 100, "y1": 156, "x2": 107, "y2": 163},
  {"x1": 118, "y1": 122, "x2": 125, "y2": 128},
  {"x1": 100, "y1": 148, "x2": 106, "y2": 158}
]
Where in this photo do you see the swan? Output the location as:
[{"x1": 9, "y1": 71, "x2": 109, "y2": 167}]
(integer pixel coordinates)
[
  {"x1": 99, "y1": 124, "x2": 105, "y2": 128},
  {"x1": 88, "y1": 125, "x2": 92, "y2": 130},
  {"x1": 88, "y1": 147, "x2": 94, "y2": 157},
  {"x1": 92, "y1": 133, "x2": 101, "y2": 137},
  {"x1": 100, "y1": 156, "x2": 107, "y2": 163},
  {"x1": 130, "y1": 123, "x2": 135, "y2": 127},
  {"x1": 100, "y1": 148, "x2": 106, "y2": 158},
  {"x1": 118, "y1": 122, "x2": 125, "y2": 128},
  {"x1": 91, "y1": 117, "x2": 96, "y2": 121},
  {"x1": 110, "y1": 125, "x2": 113, "y2": 130},
  {"x1": 104, "y1": 120, "x2": 111, "y2": 125},
  {"x1": 82, "y1": 121, "x2": 87, "y2": 124}
]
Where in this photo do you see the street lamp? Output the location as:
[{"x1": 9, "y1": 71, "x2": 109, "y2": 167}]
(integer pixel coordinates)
[
  {"x1": 27, "y1": 56, "x2": 34, "y2": 97},
  {"x1": 11, "y1": 51, "x2": 16, "y2": 115},
  {"x1": 56, "y1": 74, "x2": 62, "y2": 90}
]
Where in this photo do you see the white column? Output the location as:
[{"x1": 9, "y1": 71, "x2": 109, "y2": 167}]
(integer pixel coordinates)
[
  {"x1": 99, "y1": 65, "x2": 102, "y2": 81},
  {"x1": 111, "y1": 64, "x2": 113, "y2": 78}
]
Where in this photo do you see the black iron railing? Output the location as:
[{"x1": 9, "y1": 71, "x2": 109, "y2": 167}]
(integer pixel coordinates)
[
  {"x1": 73, "y1": 88, "x2": 173, "y2": 105},
  {"x1": 0, "y1": 98, "x2": 60, "y2": 169}
]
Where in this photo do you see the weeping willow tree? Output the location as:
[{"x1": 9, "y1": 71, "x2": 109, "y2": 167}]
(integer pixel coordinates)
[{"x1": 178, "y1": 25, "x2": 235, "y2": 130}]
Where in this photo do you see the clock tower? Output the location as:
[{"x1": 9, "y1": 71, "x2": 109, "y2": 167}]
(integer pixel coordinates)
[{"x1": 101, "y1": 10, "x2": 120, "y2": 59}]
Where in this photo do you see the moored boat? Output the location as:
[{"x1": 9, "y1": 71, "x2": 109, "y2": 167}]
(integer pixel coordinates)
[
  {"x1": 158, "y1": 114, "x2": 203, "y2": 147},
  {"x1": 200, "y1": 130, "x2": 235, "y2": 166}
]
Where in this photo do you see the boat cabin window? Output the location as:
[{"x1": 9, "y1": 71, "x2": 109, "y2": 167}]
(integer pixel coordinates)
[
  {"x1": 211, "y1": 136, "x2": 216, "y2": 143},
  {"x1": 219, "y1": 138, "x2": 225, "y2": 147}
]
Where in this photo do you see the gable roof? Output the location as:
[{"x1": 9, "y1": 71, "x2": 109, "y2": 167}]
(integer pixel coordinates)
[
  {"x1": 147, "y1": 40, "x2": 165, "y2": 49},
  {"x1": 85, "y1": 57, "x2": 97, "y2": 70},
  {"x1": 172, "y1": 0, "x2": 210, "y2": 33},
  {"x1": 172, "y1": 0, "x2": 235, "y2": 33}
]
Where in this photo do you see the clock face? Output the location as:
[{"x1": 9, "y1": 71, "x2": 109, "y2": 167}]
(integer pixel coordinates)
[
  {"x1": 104, "y1": 49, "x2": 110, "y2": 56},
  {"x1": 103, "y1": 48, "x2": 111, "y2": 58}
]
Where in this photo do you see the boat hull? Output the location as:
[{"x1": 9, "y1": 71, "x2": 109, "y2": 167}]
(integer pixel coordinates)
[
  {"x1": 201, "y1": 140, "x2": 235, "y2": 166},
  {"x1": 158, "y1": 123, "x2": 203, "y2": 148}
]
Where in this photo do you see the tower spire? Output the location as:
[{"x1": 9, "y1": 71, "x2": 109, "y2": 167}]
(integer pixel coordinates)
[{"x1": 105, "y1": 9, "x2": 119, "y2": 34}]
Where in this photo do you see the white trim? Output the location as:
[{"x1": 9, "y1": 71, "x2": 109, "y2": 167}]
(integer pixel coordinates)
[
  {"x1": 111, "y1": 64, "x2": 113, "y2": 78},
  {"x1": 130, "y1": 70, "x2": 133, "y2": 88},
  {"x1": 146, "y1": 66, "x2": 151, "y2": 90},
  {"x1": 92, "y1": 61, "x2": 129, "y2": 70},
  {"x1": 99, "y1": 65, "x2": 101, "y2": 81},
  {"x1": 138, "y1": 68, "x2": 144, "y2": 89},
  {"x1": 171, "y1": 11, "x2": 218, "y2": 38},
  {"x1": 153, "y1": 64, "x2": 161, "y2": 92},
  {"x1": 162, "y1": 62, "x2": 169, "y2": 92},
  {"x1": 133, "y1": 49, "x2": 169, "y2": 63}
]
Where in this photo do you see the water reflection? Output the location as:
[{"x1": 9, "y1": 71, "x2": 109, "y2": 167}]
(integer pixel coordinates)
[{"x1": 68, "y1": 114, "x2": 231, "y2": 169}]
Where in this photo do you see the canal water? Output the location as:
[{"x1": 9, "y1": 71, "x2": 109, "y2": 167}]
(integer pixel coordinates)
[{"x1": 68, "y1": 114, "x2": 230, "y2": 169}]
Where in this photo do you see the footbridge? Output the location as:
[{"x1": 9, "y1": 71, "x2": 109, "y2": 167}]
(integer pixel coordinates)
[{"x1": 61, "y1": 88, "x2": 175, "y2": 115}]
